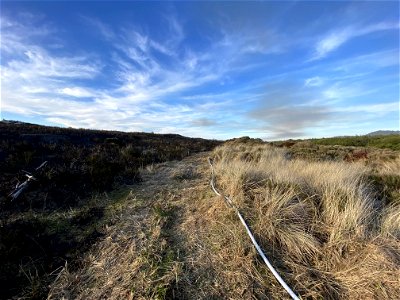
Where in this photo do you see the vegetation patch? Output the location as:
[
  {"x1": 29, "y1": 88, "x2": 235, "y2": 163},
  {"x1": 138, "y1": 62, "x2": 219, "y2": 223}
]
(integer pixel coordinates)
[
  {"x1": 309, "y1": 134, "x2": 400, "y2": 150},
  {"x1": 208, "y1": 143, "x2": 400, "y2": 299}
]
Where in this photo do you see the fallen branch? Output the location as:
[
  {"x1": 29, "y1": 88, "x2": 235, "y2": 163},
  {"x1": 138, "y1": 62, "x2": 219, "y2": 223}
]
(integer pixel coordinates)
[{"x1": 9, "y1": 161, "x2": 48, "y2": 201}]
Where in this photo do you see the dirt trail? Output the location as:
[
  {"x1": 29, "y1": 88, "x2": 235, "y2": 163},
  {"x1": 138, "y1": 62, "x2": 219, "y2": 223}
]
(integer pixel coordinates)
[{"x1": 48, "y1": 151, "x2": 227, "y2": 299}]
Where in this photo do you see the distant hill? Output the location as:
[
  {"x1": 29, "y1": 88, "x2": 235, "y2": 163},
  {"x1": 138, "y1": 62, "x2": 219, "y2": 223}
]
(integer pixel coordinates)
[{"x1": 366, "y1": 130, "x2": 400, "y2": 136}]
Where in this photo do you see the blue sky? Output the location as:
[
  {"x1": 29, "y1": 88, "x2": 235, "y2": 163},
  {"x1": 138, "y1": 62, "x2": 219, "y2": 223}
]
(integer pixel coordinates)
[{"x1": 1, "y1": 1, "x2": 399, "y2": 140}]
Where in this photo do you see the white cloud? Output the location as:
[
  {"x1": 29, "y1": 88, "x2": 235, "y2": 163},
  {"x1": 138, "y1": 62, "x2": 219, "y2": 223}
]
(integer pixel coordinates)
[
  {"x1": 322, "y1": 82, "x2": 379, "y2": 102},
  {"x1": 4, "y1": 49, "x2": 100, "y2": 80},
  {"x1": 333, "y1": 49, "x2": 399, "y2": 72},
  {"x1": 315, "y1": 31, "x2": 348, "y2": 59},
  {"x1": 0, "y1": 15, "x2": 54, "y2": 54},
  {"x1": 312, "y1": 22, "x2": 399, "y2": 60},
  {"x1": 59, "y1": 87, "x2": 95, "y2": 98},
  {"x1": 334, "y1": 102, "x2": 399, "y2": 113},
  {"x1": 164, "y1": 14, "x2": 185, "y2": 48},
  {"x1": 305, "y1": 76, "x2": 323, "y2": 87},
  {"x1": 219, "y1": 27, "x2": 287, "y2": 57}
]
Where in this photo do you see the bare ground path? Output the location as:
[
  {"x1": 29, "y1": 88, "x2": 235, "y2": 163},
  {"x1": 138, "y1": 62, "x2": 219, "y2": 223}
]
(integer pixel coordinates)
[{"x1": 48, "y1": 152, "x2": 233, "y2": 299}]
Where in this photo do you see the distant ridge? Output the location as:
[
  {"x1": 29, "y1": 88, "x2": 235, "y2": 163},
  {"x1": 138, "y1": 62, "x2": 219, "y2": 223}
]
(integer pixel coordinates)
[{"x1": 366, "y1": 130, "x2": 400, "y2": 136}]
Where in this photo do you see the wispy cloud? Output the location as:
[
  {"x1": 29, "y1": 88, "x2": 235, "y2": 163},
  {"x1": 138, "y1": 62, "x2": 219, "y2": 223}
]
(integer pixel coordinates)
[
  {"x1": 312, "y1": 22, "x2": 399, "y2": 60},
  {"x1": 81, "y1": 15, "x2": 115, "y2": 40},
  {"x1": 334, "y1": 102, "x2": 399, "y2": 114},
  {"x1": 59, "y1": 87, "x2": 95, "y2": 98},
  {"x1": 322, "y1": 82, "x2": 379, "y2": 102},
  {"x1": 305, "y1": 76, "x2": 323, "y2": 87},
  {"x1": 332, "y1": 49, "x2": 399, "y2": 72}
]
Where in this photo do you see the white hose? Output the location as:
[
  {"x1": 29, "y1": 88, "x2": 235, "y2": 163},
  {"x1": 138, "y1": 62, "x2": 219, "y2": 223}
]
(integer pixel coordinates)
[{"x1": 208, "y1": 158, "x2": 300, "y2": 300}]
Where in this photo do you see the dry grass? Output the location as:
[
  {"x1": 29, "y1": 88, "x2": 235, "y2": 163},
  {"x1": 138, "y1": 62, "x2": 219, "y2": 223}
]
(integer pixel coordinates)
[
  {"x1": 209, "y1": 143, "x2": 400, "y2": 299},
  {"x1": 379, "y1": 156, "x2": 400, "y2": 175},
  {"x1": 48, "y1": 193, "x2": 186, "y2": 300},
  {"x1": 47, "y1": 153, "x2": 220, "y2": 300}
]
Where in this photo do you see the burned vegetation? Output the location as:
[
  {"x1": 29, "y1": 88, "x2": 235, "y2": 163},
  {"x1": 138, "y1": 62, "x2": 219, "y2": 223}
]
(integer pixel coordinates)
[{"x1": 0, "y1": 121, "x2": 220, "y2": 299}]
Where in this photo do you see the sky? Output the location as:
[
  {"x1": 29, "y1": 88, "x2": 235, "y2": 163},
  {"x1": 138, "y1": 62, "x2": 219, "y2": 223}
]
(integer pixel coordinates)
[{"x1": 0, "y1": 1, "x2": 399, "y2": 140}]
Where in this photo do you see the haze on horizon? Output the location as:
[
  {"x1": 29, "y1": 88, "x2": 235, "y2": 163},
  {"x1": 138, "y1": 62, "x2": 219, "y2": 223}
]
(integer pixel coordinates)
[{"x1": 1, "y1": 1, "x2": 399, "y2": 140}]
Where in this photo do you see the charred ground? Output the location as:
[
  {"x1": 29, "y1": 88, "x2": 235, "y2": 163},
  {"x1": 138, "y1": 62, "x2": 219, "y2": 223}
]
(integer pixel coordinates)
[{"x1": 0, "y1": 121, "x2": 220, "y2": 299}]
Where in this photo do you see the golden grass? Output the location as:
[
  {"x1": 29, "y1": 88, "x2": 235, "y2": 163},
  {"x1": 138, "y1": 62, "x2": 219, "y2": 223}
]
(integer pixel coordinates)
[
  {"x1": 209, "y1": 143, "x2": 400, "y2": 299},
  {"x1": 379, "y1": 156, "x2": 400, "y2": 175}
]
